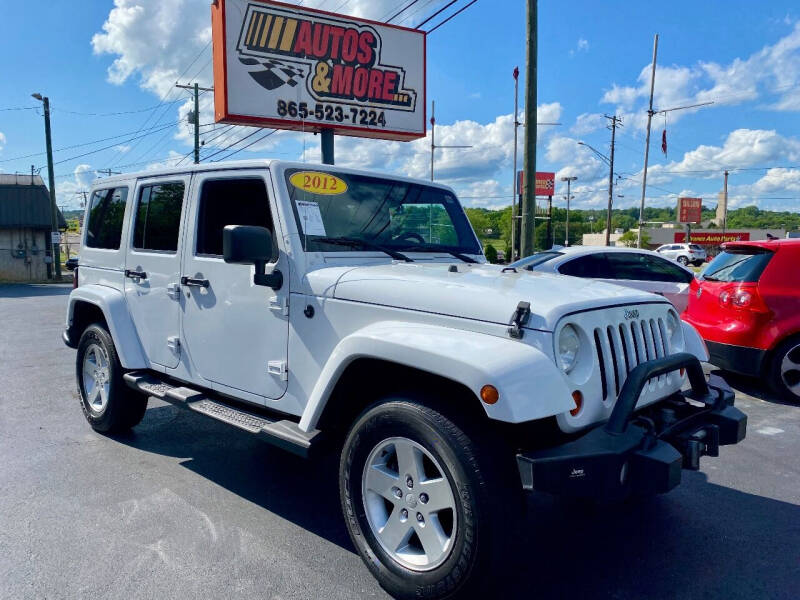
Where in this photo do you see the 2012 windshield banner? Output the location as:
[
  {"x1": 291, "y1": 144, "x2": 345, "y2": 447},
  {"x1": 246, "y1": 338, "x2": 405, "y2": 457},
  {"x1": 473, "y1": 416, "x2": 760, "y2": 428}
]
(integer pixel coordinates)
[{"x1": 212, "y1": 0, "x2": 426, "y2": 141}]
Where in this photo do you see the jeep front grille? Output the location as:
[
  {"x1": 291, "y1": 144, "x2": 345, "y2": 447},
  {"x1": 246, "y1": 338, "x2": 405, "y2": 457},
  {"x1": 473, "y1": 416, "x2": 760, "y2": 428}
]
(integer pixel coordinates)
[{"x1": 592, "y1": 317, "x2": 670, "y2": 402}]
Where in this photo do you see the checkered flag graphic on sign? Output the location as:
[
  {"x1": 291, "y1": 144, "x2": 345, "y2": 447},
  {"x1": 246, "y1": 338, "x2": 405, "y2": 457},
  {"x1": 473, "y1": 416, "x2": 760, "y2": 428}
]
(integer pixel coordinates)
[
  {"x1": 239, "y1": 57, "x2": 306, "y2": 91},
  {"x1": 542, "y1": 179, "x2": 554, "y2": 192}
]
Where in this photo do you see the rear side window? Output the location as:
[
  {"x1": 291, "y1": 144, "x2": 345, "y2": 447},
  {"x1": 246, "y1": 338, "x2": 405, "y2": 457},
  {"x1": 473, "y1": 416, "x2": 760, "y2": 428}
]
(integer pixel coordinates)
[
  {"x1": 606, "y1": 253, "x2": 693, "y2": 283},
  {"x1": 133, "y1": 182, "x2": 185, "y2": 252},
  {"x1": 515, "y1": 251, "x2": 563, "y2": 270},
  {"x1": 702, "y1": 250, "x2": 773, "y2": 283},
  {"x1": 85, "y1": 187, "x2": 128, "y2": 250},
  {"x1": 195, "y1": 178, "x2": 274, "y2": 257},
  {"x1": 689, "y1": 244, "x2": 703, "y2": 251},
  {"x1": 559, "y1": 254, "x2": 612, "y2": 278}
]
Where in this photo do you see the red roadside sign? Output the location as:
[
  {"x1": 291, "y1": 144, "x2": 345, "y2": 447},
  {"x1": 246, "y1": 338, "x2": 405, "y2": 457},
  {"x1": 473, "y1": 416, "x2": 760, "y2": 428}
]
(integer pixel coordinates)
[
  {"x1": 677, "y1": 197, "x2": 702, "y2": 224},
  {"x1": 517, "y1": 171, "x2": 556, "y2": 196}
]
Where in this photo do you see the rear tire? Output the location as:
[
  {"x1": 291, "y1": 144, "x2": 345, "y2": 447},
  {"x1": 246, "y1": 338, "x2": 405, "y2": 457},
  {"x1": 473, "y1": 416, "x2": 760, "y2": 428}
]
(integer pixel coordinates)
[
  {"x1": 339, "y1": 397, "x2": 522, "y2": 600},
  {"x1": 769, "y1": 336, "x2": 800, "y2": 403},
  {"x1": 76, "y1": 323, "x2": 148, "y2": 432}
]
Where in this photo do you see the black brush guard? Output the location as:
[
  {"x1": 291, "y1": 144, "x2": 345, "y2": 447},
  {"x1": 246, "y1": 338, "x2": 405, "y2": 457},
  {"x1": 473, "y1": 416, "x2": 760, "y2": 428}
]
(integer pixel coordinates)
[{"x1": 516, "y1": 352, "x2": 747, "y2": 499}]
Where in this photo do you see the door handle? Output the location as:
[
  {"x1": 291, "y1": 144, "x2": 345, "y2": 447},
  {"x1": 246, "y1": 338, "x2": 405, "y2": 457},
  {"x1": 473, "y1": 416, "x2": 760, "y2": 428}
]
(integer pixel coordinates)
[
  {"x1": 125, "y1": 269, "x2": 147, "y2": 280},
  {"x1": 180, "y1": 276, "x2": 210, "y2": 288}
]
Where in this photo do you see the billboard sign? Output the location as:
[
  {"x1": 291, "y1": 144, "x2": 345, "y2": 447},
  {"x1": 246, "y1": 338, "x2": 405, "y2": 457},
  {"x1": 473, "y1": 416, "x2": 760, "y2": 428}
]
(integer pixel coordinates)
[
  {"x1": 211, "y1": 0, "x2": 426, "y2": 141},
  {"x1": 674, "y1": 232, "x2": 750, "y2": 244},
  {"x1": 517, "y1": 171, "x2": 556, "y2": 196},
  {"x1": 677, "y1": 197, "x2": 702, "y2": 223}
]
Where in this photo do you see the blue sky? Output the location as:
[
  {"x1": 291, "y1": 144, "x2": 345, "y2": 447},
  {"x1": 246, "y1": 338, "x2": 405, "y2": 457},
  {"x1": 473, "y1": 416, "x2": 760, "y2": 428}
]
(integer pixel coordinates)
[{"x1": 1, "y1": 0, "x2": 799, "y2": 212}]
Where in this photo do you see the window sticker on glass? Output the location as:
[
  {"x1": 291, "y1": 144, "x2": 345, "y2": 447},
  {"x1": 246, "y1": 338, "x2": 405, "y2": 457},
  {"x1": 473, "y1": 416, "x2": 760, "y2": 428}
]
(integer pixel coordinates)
[
  {"x1": 296, "y1": 200, "x2": 327, "y2": 236},
  {"x1": 289, "y1": 171, "x2": 348, "y2": 195}
]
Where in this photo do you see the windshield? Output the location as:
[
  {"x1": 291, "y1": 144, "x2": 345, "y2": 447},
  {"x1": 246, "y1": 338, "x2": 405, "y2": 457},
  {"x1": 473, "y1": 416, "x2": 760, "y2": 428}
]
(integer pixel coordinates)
[
  {"x1": 701, "y1": 249, "x2": 773, "y2": 282},
  {"x1": 284, "y1": 169, "x2": 481, "y2": 255},
  {"x1": 511, "y1": 251, "x2": 563, "y2": 269}
]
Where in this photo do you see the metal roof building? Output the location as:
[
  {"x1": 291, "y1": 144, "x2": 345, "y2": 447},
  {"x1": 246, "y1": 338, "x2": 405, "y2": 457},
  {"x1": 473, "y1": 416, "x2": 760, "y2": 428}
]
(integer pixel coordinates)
[{"x1": 0, "y1": 174, "x2": 66, "y2": 281}]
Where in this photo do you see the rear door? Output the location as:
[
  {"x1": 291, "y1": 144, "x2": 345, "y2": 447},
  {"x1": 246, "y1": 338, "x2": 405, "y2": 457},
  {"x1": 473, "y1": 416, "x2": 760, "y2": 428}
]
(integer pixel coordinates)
[
  {"x1": 124, "y1": 177, "x2": 189, "y2": 369},
  {"x1": 179, "y1": 170, "x2": 290, "y2": 403}
]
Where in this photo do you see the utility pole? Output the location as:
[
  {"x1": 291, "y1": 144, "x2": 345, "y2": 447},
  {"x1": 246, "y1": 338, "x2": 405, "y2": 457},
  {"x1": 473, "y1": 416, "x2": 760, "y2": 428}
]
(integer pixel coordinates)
[
  {"x1": 521, "y1": 0, "x2": 538, "y2": 257},
  {"x1": 32, "y1": 93, "x2": 60, "y2": 280},
  {"x1": 723, "y1": 170, "x2": 729, "y2": 236},
  {"x1": 429, "y1": 100, "x2": 471, "y2": 181},
  {"x1": 430, "y1": 101, "x2": 435, "y2": 180},
  {"x1": 511, "y1": 67, "x2": 520, "y2": 260},
  {"x1": 561, "y1": 176, "x2": 577, "y2": 246},
  {"x1": 605, "y1": 114, "x2": 621, "y2": 246},
  {"x1": 97, "y1": 168, "x2": 121, "y2": 177},
  {"x1": 638, "y1": 34, "x2": 658, "y2": 248},
  {"x1": 176, "y1": 82, "x2": 213, "y2": 164}
]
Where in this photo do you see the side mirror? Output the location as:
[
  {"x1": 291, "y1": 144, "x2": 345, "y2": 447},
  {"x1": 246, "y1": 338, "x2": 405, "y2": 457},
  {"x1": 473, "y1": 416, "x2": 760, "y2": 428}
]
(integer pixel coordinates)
[{"x1": 223, "y1": 225, "x2": 283, "y2": 290}]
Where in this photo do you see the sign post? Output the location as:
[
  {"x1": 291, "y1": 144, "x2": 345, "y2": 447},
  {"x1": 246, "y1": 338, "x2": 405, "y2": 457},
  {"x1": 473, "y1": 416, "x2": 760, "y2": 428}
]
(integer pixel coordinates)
[
  {"x1": 212, "y1": 0, "x2": 426, "y2": 160},
  {"x1": 677, "y1": 197, "x2": 702, "y2": 245}
]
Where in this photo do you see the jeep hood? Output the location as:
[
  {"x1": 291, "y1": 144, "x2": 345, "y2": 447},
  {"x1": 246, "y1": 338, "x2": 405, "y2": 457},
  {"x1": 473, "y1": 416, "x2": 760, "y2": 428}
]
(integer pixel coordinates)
[{"x1": 329, "y1": 262, "x2": 664, "y2": 331}]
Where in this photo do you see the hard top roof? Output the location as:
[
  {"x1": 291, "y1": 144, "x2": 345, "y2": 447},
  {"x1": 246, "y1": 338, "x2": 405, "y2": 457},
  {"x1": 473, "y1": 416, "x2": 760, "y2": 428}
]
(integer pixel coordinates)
[
  {"x1": 92, "y1": 159, "x2": 453, "y2": 192},
  {"x1": 723, "y1": 238, "x2": 800, "y2": 252}
]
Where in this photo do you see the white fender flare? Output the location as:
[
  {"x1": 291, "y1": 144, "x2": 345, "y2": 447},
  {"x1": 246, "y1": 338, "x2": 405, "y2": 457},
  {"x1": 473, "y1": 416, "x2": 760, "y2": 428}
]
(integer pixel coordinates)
[
  {"x1": 66, "y1": 285, "x2": 148, "y2": 369},
  {"x1": 298, "y1": 321, "x2": 574, "y2": 432},
  {"x1": 681, "y1": 320, "x2": 710, "y2": 362}
]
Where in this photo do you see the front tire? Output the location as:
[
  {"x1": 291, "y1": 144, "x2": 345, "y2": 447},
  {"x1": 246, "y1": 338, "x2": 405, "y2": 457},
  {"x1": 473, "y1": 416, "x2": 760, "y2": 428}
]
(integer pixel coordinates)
[
  {"x1": 76, "y1": 323, "x2": 148, "y2": 432},
  {"x1": 677, "y1": 255, "x2": 689, "y2": 266},
  {"x1": 769, "y1": 336, "x2": 800, "y2": 403},
  {"x1": 339, "y1": 398, "x2": 522, "y2": 600}
]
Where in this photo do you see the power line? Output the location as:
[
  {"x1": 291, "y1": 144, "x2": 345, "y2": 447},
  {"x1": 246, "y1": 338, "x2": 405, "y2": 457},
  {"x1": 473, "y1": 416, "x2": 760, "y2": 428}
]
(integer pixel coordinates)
[
  {"x1": 213, "y1": 129, "x2": 277, "y2": 162},
  {"x1": 415, "y1": 0, "x2": 459, "y2": 29},
  {"x1": 385, "y1": 0, "x2": 420, "y2": 22},
  {"x1": 426, "y1": 0, "x2": 478, "y2": 33},
  {"x1": 0, "y1": 120, "x2": 181, "y2": 164},
  {"x1": 41, "y1": 121, "x2": 179, "y2": 168},
  {"x1": 49, "y1": 99, "x2": 184, "y2": 117},
  {"x1": 202, "y1": 128, "x2": 264, "y2": 161}
]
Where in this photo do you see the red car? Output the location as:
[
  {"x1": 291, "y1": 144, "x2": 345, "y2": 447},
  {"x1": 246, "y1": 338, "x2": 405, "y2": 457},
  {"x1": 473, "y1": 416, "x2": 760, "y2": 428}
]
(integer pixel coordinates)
[{"x1": 683, "y1": 238, "x2": 800, "y2": 402}]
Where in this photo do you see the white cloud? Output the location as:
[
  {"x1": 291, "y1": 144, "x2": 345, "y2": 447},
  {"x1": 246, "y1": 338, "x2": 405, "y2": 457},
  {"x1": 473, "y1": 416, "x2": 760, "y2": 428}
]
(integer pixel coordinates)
[
  {"x1": 650, "y1": 129, "x2": 800, "y2": 178},
  {"x1": 570, "y1": 113, "x2": 605, "y2": 136},
  {"x1": 115, "y1": 144, "x2": 131, "y2": 153},
  {"x1": 0, "y1": 131, "x2": 6, "y2": 152},
  {"x1": 600, "y1": 21, "x2": 800, "y2": 125}
]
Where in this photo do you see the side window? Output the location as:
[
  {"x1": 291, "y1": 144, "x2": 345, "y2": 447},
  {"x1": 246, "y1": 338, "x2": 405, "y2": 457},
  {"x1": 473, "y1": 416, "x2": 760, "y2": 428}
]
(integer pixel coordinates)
[
  {"x1": 85, "y1": 187, "x2": 128, "y2": 250},
  {"x1": 133, "y1": 182, "x2": 185, "y2": 252},
  {"x1": 643, "y1": 255, "x2": 694, "y2": 283},
  {"x1": 196, "y1": 178, "x2": 274, "y2": 257},
  {"x1": 558, "y1": 254, "x2": 611, "y2": 278},
  {"x1": 605, "y1": 253, "x2": 654, "y2": 281}
]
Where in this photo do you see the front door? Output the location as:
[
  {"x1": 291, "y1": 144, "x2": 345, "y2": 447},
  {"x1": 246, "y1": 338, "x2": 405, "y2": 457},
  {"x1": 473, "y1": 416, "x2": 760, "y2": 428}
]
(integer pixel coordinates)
[
  {"x1": 124, "y1": 177, "x2": 188, "y2": 369},
  {"x1": 179, "y1": 171, "x2": 289, "y2": 403}
]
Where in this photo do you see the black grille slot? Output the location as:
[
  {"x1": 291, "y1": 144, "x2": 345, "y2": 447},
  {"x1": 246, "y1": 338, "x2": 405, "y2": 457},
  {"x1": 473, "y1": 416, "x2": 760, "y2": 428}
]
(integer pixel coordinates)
[
  {"x1": 618, "y1": 324, "x2": 631, "y2": 372},
  {"x1": 594, "y1": 329, "x2": 608, "y2": 401},
  {"x1": 606, "y1": 327, "x2": 621, "y2": 395}
]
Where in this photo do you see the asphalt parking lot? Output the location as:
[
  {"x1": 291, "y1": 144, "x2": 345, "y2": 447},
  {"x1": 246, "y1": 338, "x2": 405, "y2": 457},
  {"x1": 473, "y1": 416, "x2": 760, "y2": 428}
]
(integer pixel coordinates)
[{"x1": 1, "y1": 283, "x2": 798, "y2": 600}]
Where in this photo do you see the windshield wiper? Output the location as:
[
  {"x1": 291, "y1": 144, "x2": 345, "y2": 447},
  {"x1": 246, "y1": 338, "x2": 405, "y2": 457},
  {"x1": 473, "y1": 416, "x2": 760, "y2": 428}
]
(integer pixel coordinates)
[
  {"x1": 315, "y1": 237, "x2": 412, "y2": 262},
  {"x1": 395, "y1": 244, "x2": 479, "y2": 263}
]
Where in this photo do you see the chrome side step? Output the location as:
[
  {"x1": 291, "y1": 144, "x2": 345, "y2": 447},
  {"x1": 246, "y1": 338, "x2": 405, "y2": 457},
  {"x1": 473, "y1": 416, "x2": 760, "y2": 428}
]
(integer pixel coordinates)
[{"x1": 123, "y1": 372, "x2": 320, "y2": 458}]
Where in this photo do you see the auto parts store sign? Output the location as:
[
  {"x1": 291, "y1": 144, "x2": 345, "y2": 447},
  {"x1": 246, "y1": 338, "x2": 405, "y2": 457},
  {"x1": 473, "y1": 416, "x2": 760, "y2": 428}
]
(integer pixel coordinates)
[{"x1": 212, "y1": 0, "x2": 426, "y2": 141}]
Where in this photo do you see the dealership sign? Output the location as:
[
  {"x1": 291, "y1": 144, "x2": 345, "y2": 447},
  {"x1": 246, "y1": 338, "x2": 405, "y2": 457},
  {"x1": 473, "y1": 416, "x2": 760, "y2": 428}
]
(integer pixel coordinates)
[
  {"x1": 211, "y1": 0, "x2": 426, "y2": 140},
  {"x1": 677, "y1": 197, "x2": 702, "y2": 223},
  {"x1": 517, "y1": 171, "x2": 556, "y2": 196},
  {"x1": 674, "y1": 232, "x2": 750, "y2": 244}
]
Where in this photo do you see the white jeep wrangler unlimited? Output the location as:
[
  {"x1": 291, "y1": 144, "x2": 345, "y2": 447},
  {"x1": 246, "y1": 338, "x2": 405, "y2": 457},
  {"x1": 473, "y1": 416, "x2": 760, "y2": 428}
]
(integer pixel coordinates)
[{"x1": 64, "y1": 160, "x2": 746, "y2": 599}]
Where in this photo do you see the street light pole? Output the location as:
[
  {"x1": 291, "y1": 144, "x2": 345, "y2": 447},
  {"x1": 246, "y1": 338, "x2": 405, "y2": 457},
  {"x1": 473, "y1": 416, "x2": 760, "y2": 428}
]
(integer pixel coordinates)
[
  {"x1": 561, "y1": 176, "x2": 577, "y2": 246},
  {"x1": 511, "y1": 67, "x2": 520, "y2": 261},
  {"x1": 638, "y1": 34, "x2": 658, "y2": 248},
  {"x1": 32, "y1": 93, "x2": 61, "y2": 279}
]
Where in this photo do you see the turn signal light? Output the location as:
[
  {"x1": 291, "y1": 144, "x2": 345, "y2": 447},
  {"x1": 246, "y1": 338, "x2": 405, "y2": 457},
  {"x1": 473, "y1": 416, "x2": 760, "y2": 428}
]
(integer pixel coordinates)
[
  {"x1": 570, "y1": 390, "x2": 583, "y2": 416},
  {"x1": 480, "y1": 385, "x2": 499, "y2": 405}
]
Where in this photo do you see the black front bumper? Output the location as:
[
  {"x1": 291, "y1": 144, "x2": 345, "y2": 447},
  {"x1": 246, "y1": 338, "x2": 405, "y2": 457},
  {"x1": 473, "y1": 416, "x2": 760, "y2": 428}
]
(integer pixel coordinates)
[{"x1": 517, "y1": 353, "x2": 747, "y2": 499}]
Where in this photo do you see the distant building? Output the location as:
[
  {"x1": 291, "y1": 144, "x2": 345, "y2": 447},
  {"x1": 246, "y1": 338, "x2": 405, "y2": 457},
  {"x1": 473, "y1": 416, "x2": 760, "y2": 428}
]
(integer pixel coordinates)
[
  {"x1": 583, "y1": 226, "x2": 786, "y2": 253},
  {"x1": 0, "y1": 174, "x2": 66, "y2": 281}
]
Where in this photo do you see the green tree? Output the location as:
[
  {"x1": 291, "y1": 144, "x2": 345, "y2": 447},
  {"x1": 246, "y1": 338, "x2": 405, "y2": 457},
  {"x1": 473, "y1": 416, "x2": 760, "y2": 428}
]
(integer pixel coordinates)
[
  {"x1": 484, "y1": 243, "x2": 498, "y2": 264},
  {"x1": 618, "y1": 230, "x2": 650, "y2": 247}
]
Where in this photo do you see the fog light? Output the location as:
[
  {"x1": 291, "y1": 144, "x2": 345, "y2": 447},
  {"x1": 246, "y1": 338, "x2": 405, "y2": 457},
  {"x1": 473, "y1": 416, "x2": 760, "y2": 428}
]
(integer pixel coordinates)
[
  {"x1": 480, "y1": 385, "x2": 499, "y2": 405},
  {"x1": 570, "y1": 390, "x2": 583, "y2": 416}
]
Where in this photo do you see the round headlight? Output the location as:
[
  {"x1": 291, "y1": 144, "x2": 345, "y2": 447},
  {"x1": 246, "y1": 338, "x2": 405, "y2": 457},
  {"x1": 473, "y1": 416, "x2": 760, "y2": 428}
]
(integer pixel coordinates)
[
  {"x1": 558, "y1": 324, "x2": 581, "y2": 373},
  {"x1": 666, "y1": 311, "x2": 680, "y2": 339}
]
